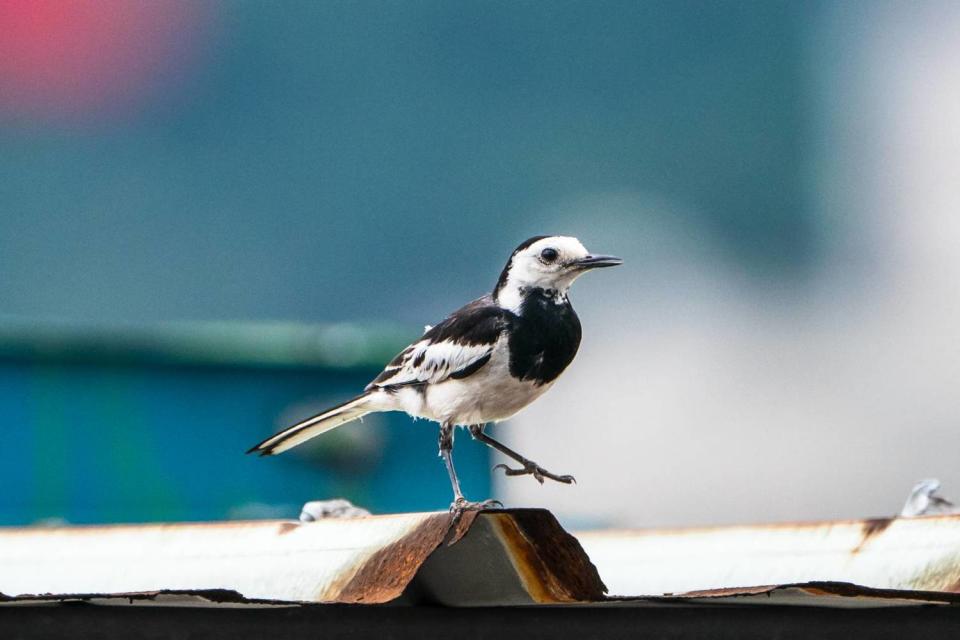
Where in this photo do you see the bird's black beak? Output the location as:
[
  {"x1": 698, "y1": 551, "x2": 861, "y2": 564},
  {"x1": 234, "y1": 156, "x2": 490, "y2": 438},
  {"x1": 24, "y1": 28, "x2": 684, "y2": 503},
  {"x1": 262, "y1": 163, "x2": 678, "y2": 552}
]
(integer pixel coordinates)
[{"x1": 571, "y1": 254, "x2": 623, "y2": 270}]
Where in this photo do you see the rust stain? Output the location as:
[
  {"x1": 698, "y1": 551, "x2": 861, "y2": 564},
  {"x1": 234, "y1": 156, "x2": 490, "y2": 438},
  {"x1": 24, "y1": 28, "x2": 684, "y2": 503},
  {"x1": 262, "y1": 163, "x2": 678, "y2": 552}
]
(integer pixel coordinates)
[
  {"x1": 946, "y1": 577, "x2": 960, "y2": 594},
  {"x1": 680, "y1": 585, "x2": 777, "y2": 598},
  {"x1": 445, "y1": 510, "x2": 479, "y2": 546},
  {"x1": 851, "y1": 517, "x2": 894, "y2": 554},
  {"x1": 330, "y1": 512, "x2": 456, "y2": 604},
  {"x1": 796, "y1": 581, "x2": 960, "y2": 604},
  {"x1": 489, "y1": 510, "x2": 607, "y2": 603},
  {"x1": 903, "y1": 553, "x2": 960, "y2": 593},
  {"x1": 0, "y1": 588, "x2": 280, "y2": 606},
  {"x1": 678, "y1": 581, "x2": 960, "y2": 604}
]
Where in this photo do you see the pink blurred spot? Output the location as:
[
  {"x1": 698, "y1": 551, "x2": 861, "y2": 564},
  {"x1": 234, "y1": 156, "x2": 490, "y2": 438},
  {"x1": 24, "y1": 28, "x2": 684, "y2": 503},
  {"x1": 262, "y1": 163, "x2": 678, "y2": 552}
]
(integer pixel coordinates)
[{"x1": 0, "y1": 0, "x2": 216, "y2": 125}]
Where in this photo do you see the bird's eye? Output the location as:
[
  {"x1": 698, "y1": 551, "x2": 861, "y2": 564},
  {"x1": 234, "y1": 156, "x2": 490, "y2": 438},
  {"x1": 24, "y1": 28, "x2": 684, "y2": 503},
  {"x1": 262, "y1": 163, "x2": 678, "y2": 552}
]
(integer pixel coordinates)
[{"x1": 540, "y1": 248, "x2": 559, "y2": 263}]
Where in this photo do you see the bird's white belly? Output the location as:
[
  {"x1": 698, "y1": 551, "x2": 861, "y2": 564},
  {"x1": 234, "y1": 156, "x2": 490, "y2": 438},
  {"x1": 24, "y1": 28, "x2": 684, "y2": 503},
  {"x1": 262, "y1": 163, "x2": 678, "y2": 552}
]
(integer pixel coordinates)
[
  {"x1": 427, "y1": 373, "x2": 551, "y2": 425},
  {"x1": 391, "y1": 341, "x2": 553, "y2": 425}
]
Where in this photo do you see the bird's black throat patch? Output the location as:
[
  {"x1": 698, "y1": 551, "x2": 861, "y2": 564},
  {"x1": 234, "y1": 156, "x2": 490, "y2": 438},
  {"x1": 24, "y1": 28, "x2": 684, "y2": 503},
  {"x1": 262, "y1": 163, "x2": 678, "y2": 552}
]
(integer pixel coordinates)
[{"x1": 508, "y1": 287, "x2": 582, "y2": 385}]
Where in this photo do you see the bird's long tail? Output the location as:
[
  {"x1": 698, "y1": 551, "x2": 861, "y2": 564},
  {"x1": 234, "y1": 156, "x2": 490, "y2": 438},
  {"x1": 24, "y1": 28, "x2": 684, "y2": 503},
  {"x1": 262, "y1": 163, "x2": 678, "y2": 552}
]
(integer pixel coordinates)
[{"x1": 247, "y1": 392, "x2": 377, "y2": 456}]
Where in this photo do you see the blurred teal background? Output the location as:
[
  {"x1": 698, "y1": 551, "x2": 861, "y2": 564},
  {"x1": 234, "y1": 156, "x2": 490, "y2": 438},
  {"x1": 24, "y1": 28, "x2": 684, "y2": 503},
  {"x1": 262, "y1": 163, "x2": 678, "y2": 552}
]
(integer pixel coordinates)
[
  {"x1": 0, "y1": 0, "x2": 815, "y2": 525},
  {"x1": 0, "y1": 0, "x2": 815, "y2": 329},
  {"x1": 12, "y1": 0, "x2": 951, "y2": 528}
]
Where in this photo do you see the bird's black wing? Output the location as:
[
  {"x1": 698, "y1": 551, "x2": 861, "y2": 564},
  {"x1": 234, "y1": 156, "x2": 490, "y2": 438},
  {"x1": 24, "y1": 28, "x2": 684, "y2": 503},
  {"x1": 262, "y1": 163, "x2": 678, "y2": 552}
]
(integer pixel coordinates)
[{"x1": 366, "y1": 296, "x2": 510, "y2": 390}]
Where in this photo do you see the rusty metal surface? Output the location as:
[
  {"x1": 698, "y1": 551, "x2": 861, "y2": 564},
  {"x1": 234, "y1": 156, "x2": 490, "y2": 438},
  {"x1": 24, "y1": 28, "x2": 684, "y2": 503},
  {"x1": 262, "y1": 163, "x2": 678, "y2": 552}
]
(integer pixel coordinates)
[
  {"x1": 576, "y1": 513, "x2": 960, "y2": 601},
  {"x1": 5, "y1": 509, "x2": 960, "y2": 609},
  {"x1": 0, "y1": 509, "x2": 604, "y2": 607},
  {"x1": 662, "y1": 582, "x2": 960, "y2": 608},
  {"x1": 0, "y1": 511, "x2": 456, "y2": 604},
  {"x1": 414, "y1": 509, "x2": 607, "y2": 605},
  {"x1": 0, "y1": 589, "x2": 292, "y2": 609}
]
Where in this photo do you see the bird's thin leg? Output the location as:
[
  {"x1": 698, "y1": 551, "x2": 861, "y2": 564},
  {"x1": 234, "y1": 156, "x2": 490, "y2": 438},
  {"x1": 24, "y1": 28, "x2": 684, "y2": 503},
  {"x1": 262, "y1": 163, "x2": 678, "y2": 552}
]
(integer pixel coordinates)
[
  {"x1": 468, "y1": 424, "x2": 575, "y2": 485},
  {"x1": 440, "y1": 422, "x2": 502, "y2": 512},
  {"x1": 439, "y1": 422, "x2": 465, "y2": 503}
]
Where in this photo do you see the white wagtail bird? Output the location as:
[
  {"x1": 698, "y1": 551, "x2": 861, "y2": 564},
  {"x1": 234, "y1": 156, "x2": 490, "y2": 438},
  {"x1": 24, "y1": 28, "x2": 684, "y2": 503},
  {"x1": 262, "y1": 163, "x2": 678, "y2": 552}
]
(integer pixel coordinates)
[{"x1": 248, "y1": 236, "x2": 622, "y2": 509}]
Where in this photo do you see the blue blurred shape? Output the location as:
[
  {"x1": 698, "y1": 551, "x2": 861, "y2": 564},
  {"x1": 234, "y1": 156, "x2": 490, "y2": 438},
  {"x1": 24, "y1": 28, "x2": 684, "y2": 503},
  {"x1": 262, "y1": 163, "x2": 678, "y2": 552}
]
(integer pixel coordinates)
[{"x1": 0, "y1": 321, "x2": 491, "y2": 525}]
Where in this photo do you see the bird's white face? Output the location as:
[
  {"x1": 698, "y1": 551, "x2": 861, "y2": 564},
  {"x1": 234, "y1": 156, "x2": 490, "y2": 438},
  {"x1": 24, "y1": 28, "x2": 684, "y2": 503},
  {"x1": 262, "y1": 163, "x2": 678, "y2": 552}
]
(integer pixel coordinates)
[
  {"x1": 510, "y1": 236, "x2": 591, "y2": 290},
  {"x1": 495, "y1": 235, "x2": 621, "y2": 313}
]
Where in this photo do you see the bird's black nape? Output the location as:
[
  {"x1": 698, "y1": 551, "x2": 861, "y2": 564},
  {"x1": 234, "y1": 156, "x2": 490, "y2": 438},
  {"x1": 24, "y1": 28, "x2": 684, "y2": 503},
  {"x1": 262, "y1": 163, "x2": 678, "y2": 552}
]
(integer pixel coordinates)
[
  {"x1": 511, "y1": 235, "x2": 552, "y2": 255},
  {"x1": 494, "y1": 235, "x2": 551, "y2": 296}
]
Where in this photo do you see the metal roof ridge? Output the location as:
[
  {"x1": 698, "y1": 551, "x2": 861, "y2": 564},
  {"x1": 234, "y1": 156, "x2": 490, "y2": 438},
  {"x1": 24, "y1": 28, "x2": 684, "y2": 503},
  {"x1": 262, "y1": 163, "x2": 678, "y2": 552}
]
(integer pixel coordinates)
[{"x1": 0, "y1": 508, "x2": 607, "y2": 607}]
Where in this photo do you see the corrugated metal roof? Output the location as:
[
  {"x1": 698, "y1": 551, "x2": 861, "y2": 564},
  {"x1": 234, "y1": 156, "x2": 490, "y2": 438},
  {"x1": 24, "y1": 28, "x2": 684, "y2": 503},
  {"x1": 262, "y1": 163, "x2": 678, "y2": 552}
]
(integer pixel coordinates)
[
  {"x1": 3, "y1": 509, "x2": 960, "y2": 608},
  {"x1": 0, "y1": 509, "x2": 605, "y2": 606},
  {"x1": 575, "y1": 513, "x2": 960, "y2": 600}
]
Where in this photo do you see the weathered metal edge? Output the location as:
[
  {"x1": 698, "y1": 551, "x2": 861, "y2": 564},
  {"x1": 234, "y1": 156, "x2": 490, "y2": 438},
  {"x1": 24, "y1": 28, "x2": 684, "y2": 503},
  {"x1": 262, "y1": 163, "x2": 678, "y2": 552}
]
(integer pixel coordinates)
[
  {"x1": 667, "y1": 581, "x2": 960, "y2": 607},
  {"x1": 0, "y1": 509, "x2": 607, "y2": 607},
  {"x1": 4, "y1": 581, "x2": 959, "y2": 609},
  {"x1": 6, "y1": 511, "x2": 960, "y2": 608},
  {"x1": 576, "y1": 512, "x2": 960, "y2": 597},
  {"x1": 487, "y1": 509, "x2": 608, "y2": 602},
  {"x1": 0, "y1": 589, "x2": 293, "y2": 608}
]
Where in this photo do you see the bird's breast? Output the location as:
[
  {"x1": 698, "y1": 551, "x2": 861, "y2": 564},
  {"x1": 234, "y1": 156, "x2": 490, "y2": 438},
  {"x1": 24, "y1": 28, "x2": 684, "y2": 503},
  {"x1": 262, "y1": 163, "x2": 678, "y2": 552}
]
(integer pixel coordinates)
[{"x1": 507, "y1": 292, "x2": 582, "y2": 385}]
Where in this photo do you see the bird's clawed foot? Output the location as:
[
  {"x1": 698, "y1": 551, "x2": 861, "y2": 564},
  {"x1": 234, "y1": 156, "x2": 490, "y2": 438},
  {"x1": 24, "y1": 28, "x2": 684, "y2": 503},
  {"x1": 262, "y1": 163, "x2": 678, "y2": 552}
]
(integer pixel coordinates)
[
  {"x1": 446, "y1": 497, "x2": 502, "y2": 544},
  {"x1": 494, "y1": 461, "x2": 576, "y2": 485},
  {"x1": 449, "y1": 497, "x2": 503, "y2": 515}
]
